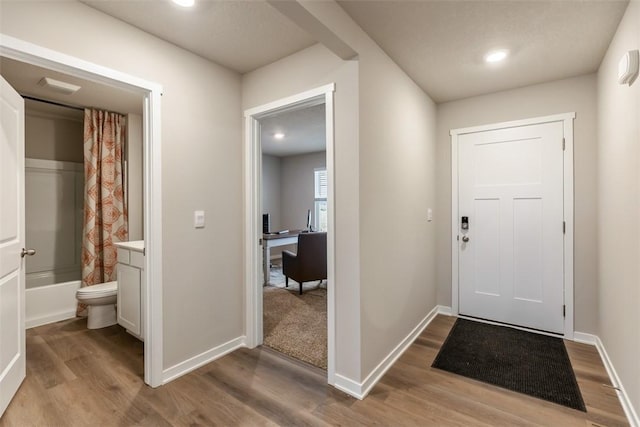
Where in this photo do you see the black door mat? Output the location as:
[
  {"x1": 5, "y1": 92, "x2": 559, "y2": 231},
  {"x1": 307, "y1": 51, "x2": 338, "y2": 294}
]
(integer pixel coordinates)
[{"x1": 432, "y1": 318, "x2": 586, "y2": 412}]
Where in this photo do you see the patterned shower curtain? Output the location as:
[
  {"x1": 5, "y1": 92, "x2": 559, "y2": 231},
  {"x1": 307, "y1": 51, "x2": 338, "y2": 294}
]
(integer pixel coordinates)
[{"x1": 78, "y1": 108, "x2": 128, "y2": 316}]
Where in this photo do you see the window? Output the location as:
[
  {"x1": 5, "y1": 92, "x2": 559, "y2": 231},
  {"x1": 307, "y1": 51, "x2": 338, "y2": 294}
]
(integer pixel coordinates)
[{"x1": 314, "y1": 168, "x2": 327, "y2": 232}]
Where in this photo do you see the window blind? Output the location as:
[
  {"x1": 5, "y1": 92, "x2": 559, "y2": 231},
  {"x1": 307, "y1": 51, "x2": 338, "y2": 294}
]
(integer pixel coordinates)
[{"x1": 315, "y1": 169, "x2": 327, "y2": 199}]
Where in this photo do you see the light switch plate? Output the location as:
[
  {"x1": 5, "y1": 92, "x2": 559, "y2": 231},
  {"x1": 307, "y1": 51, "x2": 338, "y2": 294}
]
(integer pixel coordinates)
[
  {"x1": 194, "y1": 210, "x2": 205, "y2": 228},
  {"x1": 427, "y1": 208, "x2": 433, "y2": 222}
]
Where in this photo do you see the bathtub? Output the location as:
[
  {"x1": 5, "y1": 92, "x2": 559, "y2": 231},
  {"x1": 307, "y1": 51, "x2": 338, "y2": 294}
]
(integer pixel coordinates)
[{"x1": 26, "y1": 280, "x2": 81, "y2": 329}]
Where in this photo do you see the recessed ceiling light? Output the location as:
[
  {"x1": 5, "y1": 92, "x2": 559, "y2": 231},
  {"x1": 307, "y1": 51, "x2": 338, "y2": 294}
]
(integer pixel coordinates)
[
  {"x1": 172, "y1": 0, "x2": 194, "y2": 7},
  {"x1": 274, "y1": 133, "x2": 285, "y2": 140},
  {"x1": 484, "y1": 49, "x2": 509, "y2": 64}
]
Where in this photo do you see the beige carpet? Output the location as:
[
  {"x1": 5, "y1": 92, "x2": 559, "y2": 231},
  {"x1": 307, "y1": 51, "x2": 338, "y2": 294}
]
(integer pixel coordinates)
[{"x1": 263, "y1": 286, "x2": 327, "y2": 370}]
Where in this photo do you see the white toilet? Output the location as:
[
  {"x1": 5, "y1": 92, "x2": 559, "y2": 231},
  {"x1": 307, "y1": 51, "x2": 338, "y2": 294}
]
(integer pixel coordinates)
[{"x1": 76, "y1": 281, "x2": 118, "y2": 329}]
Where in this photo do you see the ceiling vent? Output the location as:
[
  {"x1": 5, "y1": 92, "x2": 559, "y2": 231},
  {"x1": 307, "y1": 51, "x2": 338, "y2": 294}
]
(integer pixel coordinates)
[{"x1": 38, "y1": 77, "x2": 81, "y2": 95}]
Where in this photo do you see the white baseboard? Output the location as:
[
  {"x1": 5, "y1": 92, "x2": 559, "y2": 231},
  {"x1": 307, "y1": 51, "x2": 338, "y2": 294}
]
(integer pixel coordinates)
[
  {"x1": 333, "y1": 373, "x2": 363, "y2": 398},
  {"x1": 26, "y1": 280, "x2": 81, "y2": 329},
  {"x1": 437, "y1": 305, "x2": 452, "y2": 316},
  {"x1": 573, "y1": 331, "x2": 639, "y2": 427},
  {"x1": 572, "y1": 331, "x2": 598, "y2": 346},
  {"x1": 333, "y1": 304, "x2": 444, "y2": 400},
  {"x1": 162, "y1": 336, "x2": 246, "y2": 384}
]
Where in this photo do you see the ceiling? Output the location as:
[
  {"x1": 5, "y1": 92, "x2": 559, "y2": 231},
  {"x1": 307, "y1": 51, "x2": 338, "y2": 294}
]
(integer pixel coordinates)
[
  {"x1": 338, "y1": 0, "x2": 629, "y2": 102},
  {"x1": 82, "y1": 0, "x2": 316, "y2": 74},
  {"x1": 260, "y1": 104, "x2": 326, "y2": 157},
  {"x1": 0, "y1": 56, "x2": 143, "y2": 115},
  {"x1": 78, "y1": 0, "x2": 629, "y2": 103},
  {"x1": 12, "y1": 0, "x2": 628, "y2": 112}
]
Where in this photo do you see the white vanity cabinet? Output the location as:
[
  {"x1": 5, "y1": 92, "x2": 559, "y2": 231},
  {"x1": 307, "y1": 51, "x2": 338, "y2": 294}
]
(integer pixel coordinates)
[{"x1": 114, "y1": 241, "x2": 145, "y2": 341}]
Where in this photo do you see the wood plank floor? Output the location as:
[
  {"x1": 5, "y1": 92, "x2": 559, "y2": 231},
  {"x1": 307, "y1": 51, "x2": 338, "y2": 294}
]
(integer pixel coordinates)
[{"x1": 0, "y1": 315, "x2": 629, "y2": 426}]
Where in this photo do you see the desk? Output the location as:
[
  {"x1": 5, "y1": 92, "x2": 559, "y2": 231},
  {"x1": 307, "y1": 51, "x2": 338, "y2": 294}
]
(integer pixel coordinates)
[{"x1": 263, "y1": 231, "x2": 300, "y2": 285}]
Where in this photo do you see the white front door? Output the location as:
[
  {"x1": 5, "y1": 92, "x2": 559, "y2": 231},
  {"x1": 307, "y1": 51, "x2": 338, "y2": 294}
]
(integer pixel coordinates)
[
  {"x1": 0, "y1": 74, "x2": 26, "y2": 416},
  {"x1": 457, "y1": 121, "x2": 565, "y2": 334}
]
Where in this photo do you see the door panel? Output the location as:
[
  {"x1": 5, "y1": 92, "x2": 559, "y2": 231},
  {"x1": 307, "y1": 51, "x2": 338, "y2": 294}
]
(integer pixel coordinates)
[
  {"x1": 0, "y1": 75, "x2": 25, "y2": 416},
  {"x1": 473, "y1": 137, "x2": 542, "y2": 186},
  {"x1": 513, "y1": 198, "x2": 543, "y2": 302},
  {"x1": 458, "y1": 122, "x2": 564, "y2": 334},
  {"x1": 473, "y1": 198, "x2": 500, "y2": 296}
]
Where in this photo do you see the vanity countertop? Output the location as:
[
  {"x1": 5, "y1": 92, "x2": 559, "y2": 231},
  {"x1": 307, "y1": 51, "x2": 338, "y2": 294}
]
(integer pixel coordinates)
[{"x1": 114, "y1": 240, "x2": 145, "y2": 253}]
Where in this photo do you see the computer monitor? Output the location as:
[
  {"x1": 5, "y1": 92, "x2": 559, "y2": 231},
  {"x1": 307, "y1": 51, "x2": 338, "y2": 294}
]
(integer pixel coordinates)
[
  {"x1": 262, "y1": 214, "x2": 270, "y2": 234},
  {"x1": 306, "y1": 209, "x2": 312, "y2": 232}
]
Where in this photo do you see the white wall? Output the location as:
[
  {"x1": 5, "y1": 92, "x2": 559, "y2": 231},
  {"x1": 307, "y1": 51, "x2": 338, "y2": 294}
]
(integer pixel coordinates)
[
  {"x1": 597, "y1": 0, "x2": 640, "y2": 416},
  {"x1": 1, "y1": 1, "x2": 243, "y2": 370},
  {"x1": 357, "y1": 51, "x2": 437, "y2": 380},
  {"x1": 261, "y1": 154, "x2": 281, "y2": 232},
  {"x1": 126, "y1": 113, "x2": 143, "y2": 241},
  {"x1": 280, "y1": 151, "x2": 326, "y2": 230},
  {"x1": 261, "y1": 154, "x2": 285, "y2": 259},
  {"x1": 245, "y1": 1, "x2": 439, "y2": 384},
  {"x1": 297, "y1": 1, "x2": 438, "y2": 380},
  {"x1": 436, "y1": 74, "x2": 599, "y2": 334},
  {"x1": 25, "y1": 110, "x2": 83, "y2": 162},
  {"x1": 243, "y1": 43, "x2": 362, "y2": 380}
]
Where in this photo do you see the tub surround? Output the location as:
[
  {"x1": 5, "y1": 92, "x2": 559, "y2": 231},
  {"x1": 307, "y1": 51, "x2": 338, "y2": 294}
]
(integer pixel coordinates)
[{"x1": 24, "y1": 158, "x2": 83, "y2": 289}]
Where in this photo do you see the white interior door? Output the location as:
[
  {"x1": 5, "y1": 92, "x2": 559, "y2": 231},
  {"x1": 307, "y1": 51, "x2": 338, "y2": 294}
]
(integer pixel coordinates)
[
  {"x1": 0, "y1": 75, "x2": 26, "y2": 416},
  {"x1": 457, "y1": 121, "x2": 565, "y2": 334}
]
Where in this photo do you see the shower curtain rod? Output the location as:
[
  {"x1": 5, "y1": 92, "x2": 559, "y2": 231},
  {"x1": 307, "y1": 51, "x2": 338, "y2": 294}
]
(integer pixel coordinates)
[{"x1": 23, "y1": 95, "x2": 84, "y2": 112}]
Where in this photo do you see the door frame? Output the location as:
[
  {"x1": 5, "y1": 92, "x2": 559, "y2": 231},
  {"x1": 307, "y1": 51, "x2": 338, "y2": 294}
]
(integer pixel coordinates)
[
  {"x1": 243, "y1": 83, "x2": 336, "y2": 385},
  {"x1": 0, "y1": 34, "x2": 164, "y2": 386},
  {"x1": 450, "y1": 112, "x2": 575, "y2": 339}
]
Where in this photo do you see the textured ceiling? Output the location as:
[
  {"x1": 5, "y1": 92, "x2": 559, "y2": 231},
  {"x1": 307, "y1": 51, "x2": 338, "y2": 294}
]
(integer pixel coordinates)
[
  {"x1": 0, "y1": 56, "x2": 143, "y2": 114},
  {"x1": 338, "y1": 0, "x2": 629, "y2": 102},
  {"x1": 58, "y1": 1, "x2": 628, "y2": 103},
  {"x1": 260, "y1": 104, "x2": 326, "y2": 157},
  {"x1": 82, "y1": 0, "x2": 316, "y2": 73}
]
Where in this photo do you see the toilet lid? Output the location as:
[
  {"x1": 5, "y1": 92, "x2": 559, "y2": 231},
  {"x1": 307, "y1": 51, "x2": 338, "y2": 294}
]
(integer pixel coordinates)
[{"x1": 76, "y1": 281, "x2": 117, "y2": 297}]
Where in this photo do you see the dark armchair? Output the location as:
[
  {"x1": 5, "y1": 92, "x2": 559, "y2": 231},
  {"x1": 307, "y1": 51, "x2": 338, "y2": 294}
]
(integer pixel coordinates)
[{"x1": 282, "y1": 232, "x2": 327, "y2": 295}]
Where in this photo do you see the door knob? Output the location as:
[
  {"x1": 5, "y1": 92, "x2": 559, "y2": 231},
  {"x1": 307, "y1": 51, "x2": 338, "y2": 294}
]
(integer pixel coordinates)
[
  {"x1": 461, "y1": 236, "x2": 470, "y2": 243},
  {"x1": 21, "y1": 248, "x2": 36, "y2": 258}
]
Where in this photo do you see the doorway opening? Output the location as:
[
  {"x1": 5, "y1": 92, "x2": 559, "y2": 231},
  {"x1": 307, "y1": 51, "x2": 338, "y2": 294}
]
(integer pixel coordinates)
[
  {"x1": 244, "y1": 84, "x2": 336, "y2": 383},
  {"x1": 260, "y1": 103, "x2": 328, "y2": 369},
  {"x1": 450, "y1": 113, "x2": 575, "y2": 339},
  {"x1": 0, "y1": 35, "x2": 163, "y2": 387}
]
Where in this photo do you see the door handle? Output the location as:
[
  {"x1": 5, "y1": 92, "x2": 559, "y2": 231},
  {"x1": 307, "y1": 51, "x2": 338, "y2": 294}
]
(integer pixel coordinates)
[
  {"x1": 461, "y1": 236, "x2": 470, "y2": 243},
  {"x1": 21, "y1": 248, "x2": 36, "y2": 258}
]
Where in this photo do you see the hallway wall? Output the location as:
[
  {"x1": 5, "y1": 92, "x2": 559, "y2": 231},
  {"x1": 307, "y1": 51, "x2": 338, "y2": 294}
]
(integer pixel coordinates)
[
  {"x1": 1, "y1": 1, "x2": 244, "y2": 370},
  {"x1": 597, "y1": 0, "x2": 640, "y2": 418},
  {"x1": 294, "y1": 1, "x2": 438, "y2": 383},
  {"x1": 243, "y1": 43, "x2": 363, "y2": 381}
]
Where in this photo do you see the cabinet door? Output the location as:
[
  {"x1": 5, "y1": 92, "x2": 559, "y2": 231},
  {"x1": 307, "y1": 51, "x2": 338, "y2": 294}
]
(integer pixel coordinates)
[{"x1": 117, "y1": 263, "x2": 141, "y2": 336}]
